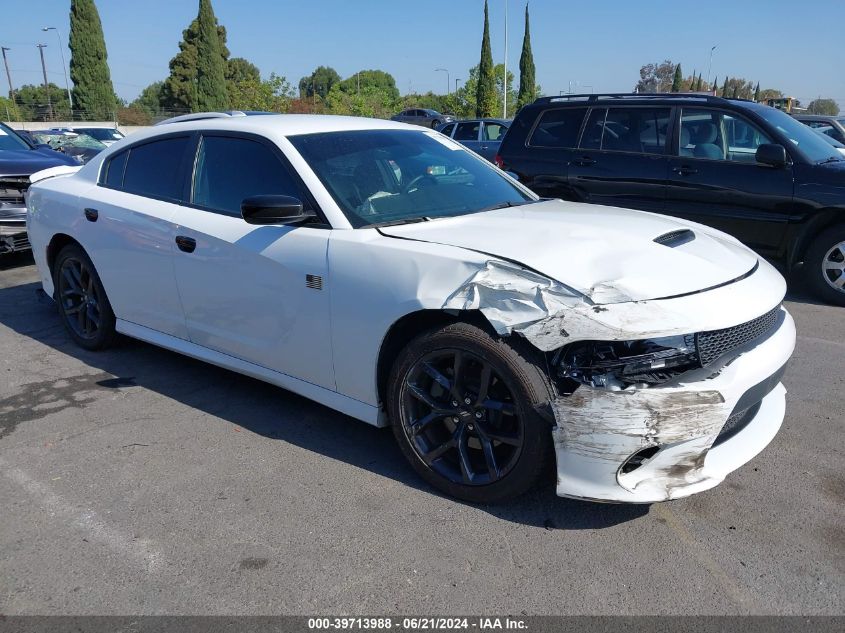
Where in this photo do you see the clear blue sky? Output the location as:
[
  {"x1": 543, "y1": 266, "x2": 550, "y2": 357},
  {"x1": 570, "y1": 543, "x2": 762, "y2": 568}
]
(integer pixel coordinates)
[{"x1": 2, "y1": 0, "x2": 843, "y2": 108}]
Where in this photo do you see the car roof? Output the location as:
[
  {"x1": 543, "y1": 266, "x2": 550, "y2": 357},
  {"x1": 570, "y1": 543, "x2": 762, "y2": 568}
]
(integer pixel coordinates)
[
  {"x1": 530, "y1": 93, "x2": 763, "y2": 110},
  {"x1": 793, "y1": 114, "x2": 837, "y2": 120}
]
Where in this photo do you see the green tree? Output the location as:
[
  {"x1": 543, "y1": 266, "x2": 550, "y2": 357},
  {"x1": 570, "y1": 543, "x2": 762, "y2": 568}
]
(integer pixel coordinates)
[
  {"x1": 635, "y1": 60, "x2": 676, "y2": 93},
  {"x1": 161, "y1": 7, "x2": 229, "y2": 112},
  {"x1": 298, "y1": 66, "x2": 341, "y2": 102},
  {"x1": 228, "y1": 73, "x2": 294, "y2": 112},
  {"x1": 68, "y1": 0, "x2": 116, "y2": 119},
  {"x1": 476, "y1": 0, "x2": 496, "y2": 117},
  {"x1": 456, "y1": 64, "x2": 515, "y2": 119},
  {"x1": 195, "y1": 0, "x2": 228, "y2": 111},
  {"x1": 226, "y1": 58, "x2": 259, "y2": 84},
  {"x1": 754, "y1": 82, "x2": 760, "y2": 102},
  {"x1": 516, "y1": 3, "x2": 536, "y2": 110},
  {"x1": 671, "y1": 64, "x2": 682, "y2": 92},
  {"x1": 324, "y1": 84, "x2": 399, "y2": 118},
  {"x1": 807, "y1": 98, "x2": 840, "y2": 115},
  {"x1": 0, "y1": 96, "x2": 22, "y2": 121},
  {"x1": 130, "y1": 81, "x2": 165, "y2": 117},
  {"x1": 15, "y1": 83, "x2": 71, "y2": 120},
  {"x1": 339, "y1": 70, "x2": 399, "y2": 100},
  {"x1": 721, "y1": 76, "x2": 729, "y2": 97},
  {"x1": 711, "y1": 76, "x2": 717, "y2": 95},
  {"x1": 696, "y1": 73, "x2": 703, "y2": 92}
]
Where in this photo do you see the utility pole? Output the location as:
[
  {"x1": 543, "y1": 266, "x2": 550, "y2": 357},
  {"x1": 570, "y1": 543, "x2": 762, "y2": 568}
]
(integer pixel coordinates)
[
  {"x1": 706, "y1": 45, "x2": 717, "y2": 88},
  {"x1": 37, "y1": 43, "x2": 52, "y2": 119},
  {"x1": 503, "y1": 0, "x2": 508, "y2": 119},
  {"x1": 1, "y1": 47, "x2": 13, "y2": 102},
  {"x1": 43, "y1": 27, "x2": 72, "y2": 112}
]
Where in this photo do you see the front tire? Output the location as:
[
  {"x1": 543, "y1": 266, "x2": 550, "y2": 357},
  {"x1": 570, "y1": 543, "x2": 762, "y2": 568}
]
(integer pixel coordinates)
[
  {"x1": 53, "y1": 244, "x2": 117, "y2": 350},
  {"x1": 804, "y1": 225, "x2": 845, "y2": 306},
  {"x1": 387, "y1": 322, "x2": 553, "y2": 503}
]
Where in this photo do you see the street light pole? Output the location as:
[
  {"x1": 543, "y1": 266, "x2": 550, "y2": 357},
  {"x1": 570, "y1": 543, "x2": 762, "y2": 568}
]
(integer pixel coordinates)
[
  {"x1": 435, "y1": 68, "x2": 450, "y2": 97},
  {"x1": 503, "y1": 0, "x2": 508, "y2": 118},
  {"x1": 36, "y1": 43, "x2": 52, "y2": 119},
  {"x1": 1, "y1": 47, "x2": 14, "y2": 102},
  {"x1": 43, "y1": 27, "x2": 72, "y2": 113},
  {"x1": 706, "y1": 45, "x2": 717, "y2": 89}
]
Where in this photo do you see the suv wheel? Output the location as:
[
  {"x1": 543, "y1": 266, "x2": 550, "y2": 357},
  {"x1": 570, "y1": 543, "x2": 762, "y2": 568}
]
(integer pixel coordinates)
[
  {"x1": 387, "y1": 322, "x2": 553, "y2": 503},
  {"x1": 804, "y1": 225, "x2": 845, "y2": 306}
]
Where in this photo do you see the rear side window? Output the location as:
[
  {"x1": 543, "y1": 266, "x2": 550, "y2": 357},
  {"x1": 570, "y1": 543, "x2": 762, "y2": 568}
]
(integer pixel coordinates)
[
  {"x1": 191, "y1": 136, "x2": 304, "y2": 216},
  {"x1": 122, "y1": 136, "x2": 190, "y2": 200},
  {"x1": 529, "y1": 107, "x2": 587, "y2": 148},
  {"x1": 581, "y1": 107, "x2": 670, "y2": 154},
  {"x1": 103, "y1": 150, "x2": 128, "y2": 188}
]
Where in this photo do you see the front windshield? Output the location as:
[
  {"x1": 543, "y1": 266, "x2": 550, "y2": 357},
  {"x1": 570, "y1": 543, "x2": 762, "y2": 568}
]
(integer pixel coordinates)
[
  {"x1": 755, "y1": 107, "x2": 841, "y2": 163},
  {"x1": 0, "y1": 123, "x2": 32, "y2": 151},
  {"x1": 289, "y1": 129, "x2": 534, "y2": 227},
  {"x1": 79, "y1": 128, "x2": 123, "y2": 141}
]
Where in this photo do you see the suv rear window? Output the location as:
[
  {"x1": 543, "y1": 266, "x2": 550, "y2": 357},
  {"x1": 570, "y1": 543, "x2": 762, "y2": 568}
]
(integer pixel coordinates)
[{"x1": 528, "y1": 108, "x2": 587, "y2": 148}]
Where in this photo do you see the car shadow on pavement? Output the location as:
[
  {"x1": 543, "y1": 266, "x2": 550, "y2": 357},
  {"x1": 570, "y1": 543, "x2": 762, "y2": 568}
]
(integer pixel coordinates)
[
  {"x1": 0, "y1": 251, "x2": 36, "y2": 271},
  {"x1": 0, "y1": 278, "x2": 649, "y2": 530}
]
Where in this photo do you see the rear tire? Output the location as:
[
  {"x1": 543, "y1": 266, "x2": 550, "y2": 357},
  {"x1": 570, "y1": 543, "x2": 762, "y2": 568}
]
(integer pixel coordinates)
[
  {"x1": 803, "y1": 225, "x2": 845, "y2": 307},
  {"x1": 387, "y1": 322, "x2": 553, "y2": 504},
  {"x1": 53, "y1": 244, "x2": 117, "y2": 350}
]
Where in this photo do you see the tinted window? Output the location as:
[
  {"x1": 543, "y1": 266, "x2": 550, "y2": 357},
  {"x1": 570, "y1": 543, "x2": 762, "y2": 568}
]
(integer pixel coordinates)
[
  {"x1": 579, "y1": 108, "x2": 606, "y2": 150},
  {"x1": 483, "y1": 122, "x2": 508, "y2": 141},
  {"x1": 122, "y1": 136, "x2": 190, "y2": 200},
  {"x1": 601, "y1": 107, "x2": 670, "y2": 154},
  {"x1": 530, "y1": 107, "x2": 587, "y2": 148},
  {"x1": 192, "y1": 136, "x2": 303, "y2": 215},
  {"x1": 440, "y1": 123, "x2": 456, "y2": 137},
  {"x1": 454, "y1": 121, "x2": 480, "y2": 141},
  {"x1": 104, "y1": 150, "x2": 128, "y2": 188}
]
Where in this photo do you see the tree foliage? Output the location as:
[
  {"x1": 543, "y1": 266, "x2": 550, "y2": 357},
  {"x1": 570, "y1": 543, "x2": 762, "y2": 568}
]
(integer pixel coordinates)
[
  {"x1": 226, "y1": 58, "x2": 259, "y2": 85},
  {"x1": 339, "y1": 70, "x2": 399, "y2": 99},
  {"x1": 635, "y1": 60, "x2": 676, "y2": 92},
  {"x1": 195, "y1": 0, "x2": 228, "y2": 111},
  {"x1": 807, "y1": 98, "x2": 840, "y2": 115},
  {"x1": 228, "y1": 73, "x2": 294, "y2": 112},
  {"x1": 476, "y1": 0, "x2": 496, "y2": 117},
  {"x1": 516, "y1": 3, "x2": 536, "y2": 110},
  {"x1": 671, "y1": 64, "x2": 682, "y2": 92},
  {"x1": 68, "y1": 0, "x2": 116, "y2": 119},
  {"x1": 298, "y1": 66, "x2": 341, "y2": 102},
  {"x1": 14, "y1": 83, "x2": 71, "y2": 120}
]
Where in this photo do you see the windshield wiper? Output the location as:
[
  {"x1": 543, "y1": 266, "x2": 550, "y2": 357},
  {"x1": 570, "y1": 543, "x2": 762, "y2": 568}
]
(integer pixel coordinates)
[
  {"x1": 475, "y1": 199, "x2": 543, "y2": 213},
  {"x1": 818, "y1": 156, "x2": 844, "y2": 164},
  {"x1": 369, "y1": 216, "x2": 432, "y2": 228}
]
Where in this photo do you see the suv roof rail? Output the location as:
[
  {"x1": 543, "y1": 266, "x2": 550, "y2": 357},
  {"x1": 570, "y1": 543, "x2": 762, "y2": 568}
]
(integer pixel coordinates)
[
  {"x1": 532, "y1": 93, "x2": 754, "y2": 106},
  {"x1": 154, "y1": 111, "x2": 249, "y2": 126}
]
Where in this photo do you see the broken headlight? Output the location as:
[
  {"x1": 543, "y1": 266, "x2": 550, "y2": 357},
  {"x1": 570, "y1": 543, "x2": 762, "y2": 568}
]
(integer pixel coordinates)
[{"x1": 556, "y1": 335, "x2": 699, "y2": 387}]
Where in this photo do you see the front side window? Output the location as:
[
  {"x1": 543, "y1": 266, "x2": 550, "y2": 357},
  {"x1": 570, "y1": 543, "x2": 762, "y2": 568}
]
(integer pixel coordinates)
[
  {"x1": 680, "y1": 109, "x2": 774, "y2": 163},
  {"x1": 483, "y1": 122, "x2": 508, "y2": 141},
  {"x1": 0, "y1": 122, "x2": 32, "y2": 150},
  {"x1": 289, "y1": 129, "x2": 533, "y2": 228},
  {"x1": 454, "y1": 122, "x2": 480, "y2": 141},
  {"x1": 122, "y1": 136, "x2": 190, "y2": 200},
  {"x1": 530, "y1": 107, "x2": 587, "y2": 148},
  {"x1": 192, "y1": 136, "x2": 304, "y2": 216}
]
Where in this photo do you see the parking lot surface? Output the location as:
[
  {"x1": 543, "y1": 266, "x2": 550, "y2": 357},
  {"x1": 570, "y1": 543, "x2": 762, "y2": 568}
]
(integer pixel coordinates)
[{"x1": 0, "y1": 252, "x2": 842, "y2": 615}]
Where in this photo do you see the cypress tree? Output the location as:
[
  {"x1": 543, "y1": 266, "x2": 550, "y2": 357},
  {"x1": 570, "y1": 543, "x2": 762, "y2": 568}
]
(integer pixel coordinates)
[
  {"x1": 731, "y1": 85, "x2": 738, "y2": 99},
  {"x1": 721, "y1": 76, "x2": 729, "y2": 97},
  {"x1": 671, "y1": 64, "x2": 682, "y2": 92},
  {"x1": 695, "y1": 73, "x2": 702, "y2": 92},
  {"x1": 754, "y1": 82, "x2": 760, "y2": 102},
  {"x1": 476, "y1": 0, "x2": 496, "y2": 118},
  {"x1": 195, "y1": 0, "x2": 228, "y2": 111},
  {"x1": 516, "y1": 3, "x2": 536, "y2": 110},
  {"x1": 711, "y1": 76, "x2": 717, "y2": 95},
  {"x1": 68, "y1": 0, "x2": 116, "y2": 119}
]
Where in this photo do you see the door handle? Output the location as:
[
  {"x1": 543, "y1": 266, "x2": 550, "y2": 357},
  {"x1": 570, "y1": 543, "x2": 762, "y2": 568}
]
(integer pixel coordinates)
[
  {"x1": 175, "y1": 236, "x2": 196, "y2": 253},
  {"x1": 573, "y1": 156, "x2": 596, "y2": 167},
  {"x1": 83, "y1": 208, "x2": 98, "y2": 222},
  {"x1": 673, "y1": 166, "x2": 698, "y2": 176}
]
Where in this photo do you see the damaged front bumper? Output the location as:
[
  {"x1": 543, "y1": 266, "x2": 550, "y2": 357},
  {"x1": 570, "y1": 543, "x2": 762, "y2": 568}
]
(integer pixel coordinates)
[
  {"x1": 0, "y1": 219, "x2": 29, "y2": 254},
  {"x1": 552, "y1": 307, "x2": 795, "y2": 503}
]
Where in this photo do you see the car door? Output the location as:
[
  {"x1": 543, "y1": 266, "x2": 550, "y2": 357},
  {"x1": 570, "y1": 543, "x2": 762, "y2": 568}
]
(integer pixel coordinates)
[
  {"x1": 90, "y1": 135, "x2": 192, "y2": 338},
  {"x1": 664, "y1": 107, "x2": 795, "y2": 254},
  {"x1": 453, "y1": 121, "x2": 482, "y2": 155},
  {"x1": 479, "y1": 121, "x2": 508, "y2": 162},
  {"x1": 567, "y1": 105, "x2": 671, "y2": 214},
  {"x1": 170, "y1": 132, "x2": 335, "y2": 390}
]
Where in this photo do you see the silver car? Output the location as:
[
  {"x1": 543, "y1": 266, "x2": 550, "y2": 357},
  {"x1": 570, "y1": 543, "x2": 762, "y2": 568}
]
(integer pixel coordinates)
[
  {"x1": 438, "y1": 118, "x2": 510, "y2": 162},
  {"x1": 391, "y1": 108, "x2": 455, "y2": 129}
]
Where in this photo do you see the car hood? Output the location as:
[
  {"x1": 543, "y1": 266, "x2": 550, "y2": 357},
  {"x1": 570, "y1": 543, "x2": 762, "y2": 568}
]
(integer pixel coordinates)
[
  {"x1": 377, "y1": 200, "x2": 759, "y2": 304},
  {"x1": 0, "y1": 148, "x2": 78, "y2": 174}
]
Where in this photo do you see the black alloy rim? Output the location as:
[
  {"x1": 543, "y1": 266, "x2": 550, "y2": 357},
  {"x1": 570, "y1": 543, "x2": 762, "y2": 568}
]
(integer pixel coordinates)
[
  {"x1": 58, "y1": 257, "x2": 102, "y2": 340},
  {"x1": 401, "y1": 349, "x2": 524, "y2": 486}
]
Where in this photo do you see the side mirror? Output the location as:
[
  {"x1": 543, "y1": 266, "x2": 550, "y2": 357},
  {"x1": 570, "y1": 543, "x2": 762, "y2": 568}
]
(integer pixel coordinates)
[
  {"x1": 756, "y1": 143, "x2": 788, "y2": 168},
  {"x1": 241, "y1": 195, "x2": 315, "y2": 226}
]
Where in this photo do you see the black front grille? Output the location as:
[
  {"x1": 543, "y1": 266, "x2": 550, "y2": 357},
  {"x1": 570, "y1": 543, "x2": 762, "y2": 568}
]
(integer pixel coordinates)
[
  {"x1": 0, "y1": 176, "x2": 29, "y2": 205},
  {"x1": 713, "y1": 401, "x2": 761, "y2": 447},
  {"x1": 695, "y1": 306, "x2": 780, "y2": 367}
]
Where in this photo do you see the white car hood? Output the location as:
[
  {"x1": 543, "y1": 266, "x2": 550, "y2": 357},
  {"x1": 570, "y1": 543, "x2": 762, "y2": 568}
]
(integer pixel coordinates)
[{"x1": 378, "y1": 200, "x2": 758, "y2": 304}]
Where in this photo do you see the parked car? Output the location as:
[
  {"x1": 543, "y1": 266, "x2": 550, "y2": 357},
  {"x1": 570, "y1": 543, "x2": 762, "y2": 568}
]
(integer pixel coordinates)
[
  {"x1": 56, "y1": 126, "x2": 125, "y2": 146},
  {"x1": 498, "y1": 93, "x2": 845, "y2": 306},
  {"x1": 437, "y1": 118, "x2": 510, "y2": 162},
  {"x1": 30, "y1": 130, "x2": 108, "y2": 164},
  {"x1": 26, "y1": 112, "x2": 795, "y2": 504},
  {"x1": 391, "y1": 108, "x2": 455, "y2": 129},
  {"x1": 0, "y1": 121, "x2": 78, "y2": 254},
  {"x1": 793, "y1": 114, "x2": 845, "y2": 144},
  {"x1": 812, "y1": 127, "x2": 845, "y2": 157}
]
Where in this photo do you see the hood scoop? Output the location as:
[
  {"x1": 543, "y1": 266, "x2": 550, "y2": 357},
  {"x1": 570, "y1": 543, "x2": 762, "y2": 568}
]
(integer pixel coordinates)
[{"x1": 654, "y1": 229, "x2": 695, "y2": 248}]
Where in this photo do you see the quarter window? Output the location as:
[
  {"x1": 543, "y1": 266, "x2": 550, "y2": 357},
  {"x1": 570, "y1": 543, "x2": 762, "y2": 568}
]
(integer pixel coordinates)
[
  {"x1": 530, "y1": 107, "x2": 587, "y2": 148},
  {"x1": 103, "y1": 150, "x2": 128, "y2": 188},
  {"x1": 122, "y1": 136, "x2": 190, "y2": 200},
  {"x1": 440, "y1": 123, "x2": 456, "y2": 137},
  {"x1": 191, "y1": 136, "x2": 304, "y2": 216}
]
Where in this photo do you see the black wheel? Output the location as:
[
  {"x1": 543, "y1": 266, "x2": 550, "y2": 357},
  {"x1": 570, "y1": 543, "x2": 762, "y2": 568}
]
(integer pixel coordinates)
[
  {"x1": 53, "y1": 244, "x2": 116, "y2": 350},
  {"x1": 387, "y1": 322, "x2": 553, "y2": 503},
  {"x1": 804, "y1": 225, "x2": 845, "y2": 307}
]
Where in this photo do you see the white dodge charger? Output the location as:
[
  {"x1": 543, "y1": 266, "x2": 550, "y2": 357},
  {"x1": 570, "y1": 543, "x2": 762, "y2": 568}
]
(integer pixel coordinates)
[{"x1": 26, "y1": 112, "x2": 796, "y2": 504}]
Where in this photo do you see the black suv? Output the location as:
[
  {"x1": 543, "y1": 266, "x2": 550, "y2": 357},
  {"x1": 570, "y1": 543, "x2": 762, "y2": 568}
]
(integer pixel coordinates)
[{"x1": 498, "y1": 94, "x2": 845, "y2": 305}]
